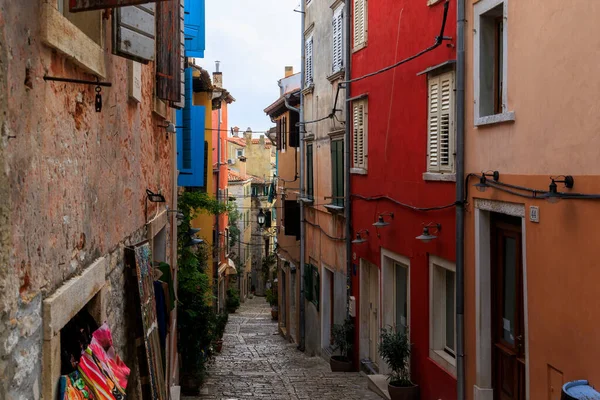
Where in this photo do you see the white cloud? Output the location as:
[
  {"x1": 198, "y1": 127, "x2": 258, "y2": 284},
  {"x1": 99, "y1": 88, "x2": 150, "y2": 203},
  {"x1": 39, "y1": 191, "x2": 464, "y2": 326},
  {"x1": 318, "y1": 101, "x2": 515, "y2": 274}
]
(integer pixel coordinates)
[{"x1": 198, "y1": 0, "x2": 301, "y2": 134}]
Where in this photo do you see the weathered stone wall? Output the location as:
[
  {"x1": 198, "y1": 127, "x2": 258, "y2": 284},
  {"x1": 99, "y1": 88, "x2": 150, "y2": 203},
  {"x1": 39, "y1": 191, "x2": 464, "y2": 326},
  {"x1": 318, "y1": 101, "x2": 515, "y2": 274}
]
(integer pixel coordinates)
[{"x1": 0, "y1": 1, "x2": 174, "y2": 398}]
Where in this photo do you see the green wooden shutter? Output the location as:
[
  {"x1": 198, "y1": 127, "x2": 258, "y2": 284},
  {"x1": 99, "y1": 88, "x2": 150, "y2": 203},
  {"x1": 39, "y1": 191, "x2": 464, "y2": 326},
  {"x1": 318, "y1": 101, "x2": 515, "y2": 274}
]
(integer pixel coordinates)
[
  {"x1": 304, "y1": 264, "x2": 313, "y2": 301},
  {"x1": 331, "y1": 140, "x2": 344, "y2": 206},
  {"x1": 306, "y1": 144, "x2": 314, "y2": 199}
]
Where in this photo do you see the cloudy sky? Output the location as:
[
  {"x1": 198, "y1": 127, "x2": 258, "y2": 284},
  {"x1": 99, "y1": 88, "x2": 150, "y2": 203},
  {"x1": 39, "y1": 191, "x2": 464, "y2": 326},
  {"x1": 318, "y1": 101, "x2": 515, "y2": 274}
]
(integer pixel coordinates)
[{"x1": 196, "y1": 0, "x2": 301, "y2": 134}]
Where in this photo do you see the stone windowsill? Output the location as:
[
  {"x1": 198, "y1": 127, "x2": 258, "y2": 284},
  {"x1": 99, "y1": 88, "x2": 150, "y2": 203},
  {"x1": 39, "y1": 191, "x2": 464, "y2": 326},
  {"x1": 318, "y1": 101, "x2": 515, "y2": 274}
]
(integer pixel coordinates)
[
  {"x1": 324, "y1": 204, "x2": 345, "y2": 213},
  {"x1": 40, "y1": 3, "x2": 106, "y2": 78},
  {"x1": 422, "y1": 172, "x2": 456, "y2": 182},
  {"x1": 475, "y1": 111, "x2": 516, "y2": 127},
  {"x1": 328, "y1": 129, "x2": 345, "y2": 139},
  {"x1": 427, "y1": 0, "x2": 444, "y2": 6},
  {"x1": 327, "y1": 69, "x2": 346, "y2": 83},
  {"x1": 429, "y1": 349, "x2": 457, "y2": 377},
  {"x1": 302, "y1": 84, "x2": 315, "y2": 96},
  {"x1": 353, "y1": 42, "x2": 367, "y2": 54},
  {"x1": 350, "y1": 167, "x2": 367, "y2": 175}
]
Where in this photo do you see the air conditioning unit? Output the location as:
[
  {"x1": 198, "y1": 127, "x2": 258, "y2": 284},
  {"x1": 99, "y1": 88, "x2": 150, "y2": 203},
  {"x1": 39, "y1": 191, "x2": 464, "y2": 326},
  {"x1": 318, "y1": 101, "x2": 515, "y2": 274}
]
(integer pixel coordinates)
[{"x1": 227, "y1": 159, "x2": 234, "y2": 164}]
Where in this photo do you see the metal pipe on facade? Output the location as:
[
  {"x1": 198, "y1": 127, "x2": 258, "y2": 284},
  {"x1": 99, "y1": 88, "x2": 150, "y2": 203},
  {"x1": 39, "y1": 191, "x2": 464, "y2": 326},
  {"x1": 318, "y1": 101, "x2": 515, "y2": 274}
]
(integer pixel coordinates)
[
  {"x1": 298, "y1": 0, "x2": 306, "y2": 352},
  {"x1": 344, "y1": 0, "x2": 352, "y2": 320},
  {"x1": 215, "y1": 99, "x2": 222, "y2": 313},
  {"x1": 456, "y1": 0, "x2": 466, "y2": 398}
]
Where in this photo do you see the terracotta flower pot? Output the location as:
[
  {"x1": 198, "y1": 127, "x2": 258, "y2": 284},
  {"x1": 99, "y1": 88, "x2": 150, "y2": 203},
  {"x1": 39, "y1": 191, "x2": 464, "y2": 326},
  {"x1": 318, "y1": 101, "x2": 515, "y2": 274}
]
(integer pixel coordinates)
[
  {"x1": 215, "y1": 339, "x2": 223, "y2": 353},
  {"x1": 329, "y1": 356, "x2": 353, "y2": 372},
  {"x1": 271, "y1": 306, "x2": 278, "y2": 320},
  {"x1": 388, "y1": 382, "x2": 419, "y2": 400}
]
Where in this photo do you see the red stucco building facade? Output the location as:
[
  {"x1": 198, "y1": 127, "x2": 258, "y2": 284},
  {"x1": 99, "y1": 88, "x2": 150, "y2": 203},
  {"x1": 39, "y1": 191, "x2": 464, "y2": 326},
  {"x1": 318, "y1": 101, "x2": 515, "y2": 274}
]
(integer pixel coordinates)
[{"x1": 349, "y1": 1, "x2": 457, "y2": 398}]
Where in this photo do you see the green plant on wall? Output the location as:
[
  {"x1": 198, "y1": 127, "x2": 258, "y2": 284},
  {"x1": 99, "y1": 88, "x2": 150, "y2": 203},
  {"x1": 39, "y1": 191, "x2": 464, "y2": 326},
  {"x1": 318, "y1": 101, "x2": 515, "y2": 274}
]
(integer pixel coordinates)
[
  {"x1": 262, "y1": 253, "x2": 277, "y2": 285},
  {"x1": 177, "y1": 190, "x2": 229, "y2": 387},
  {"x1": 228, "y1": 203, "x2": 241, "y2": 248},
  {"x1": 226, "y1": 287, "x2": 240, "y2": 312}
]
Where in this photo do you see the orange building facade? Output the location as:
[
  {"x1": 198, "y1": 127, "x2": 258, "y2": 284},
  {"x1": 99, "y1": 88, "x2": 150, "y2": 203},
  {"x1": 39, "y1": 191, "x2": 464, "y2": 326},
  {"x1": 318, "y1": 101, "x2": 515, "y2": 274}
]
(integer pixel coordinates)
[{"x1": 464, "y1": 1, "x2": 600, "y2": 399}]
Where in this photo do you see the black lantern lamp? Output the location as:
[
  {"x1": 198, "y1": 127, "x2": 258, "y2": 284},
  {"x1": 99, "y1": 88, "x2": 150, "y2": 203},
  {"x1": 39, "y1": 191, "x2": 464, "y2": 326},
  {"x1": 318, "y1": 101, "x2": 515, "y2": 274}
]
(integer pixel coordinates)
[
  {"x1": 543, "y1": 175, "x2": 574, "y2": 204},
  {"x1": 474, "y1": 171, "x2": 500, "y2": 193},
  {"x1": 351, "y1": 229, "x2": 369, "y2": 244},
  {"x1": 146, "y1": 189, "x2": 166, "y2": 203},
  {"x1": 373, "y1": 212, "x2": 394, "y2": 228},
  {"x1": 416, "y1": 223, "x2": 441, "y2": 243},
  {"x1": 257, "y1": 209, "x2": 266, "y2": 227}
]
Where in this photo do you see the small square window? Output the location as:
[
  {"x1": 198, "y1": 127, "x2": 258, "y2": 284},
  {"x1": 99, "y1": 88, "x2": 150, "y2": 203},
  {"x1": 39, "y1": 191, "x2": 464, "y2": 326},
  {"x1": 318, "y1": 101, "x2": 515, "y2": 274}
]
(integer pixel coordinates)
[{"x1": 58, "y1": 0, "x2": 103, "y2": 45}]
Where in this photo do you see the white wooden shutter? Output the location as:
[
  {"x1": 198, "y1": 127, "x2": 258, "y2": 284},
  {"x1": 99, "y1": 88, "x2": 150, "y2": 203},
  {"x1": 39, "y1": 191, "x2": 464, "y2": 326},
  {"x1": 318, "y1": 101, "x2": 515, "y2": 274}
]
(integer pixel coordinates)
[
  {"x1": 353, "y1": 0, "x2": 365, "y2": 48},
  {"x1": 332, "y1": 7, "x2": 344, "y2": 73},
  {"x1": 353, "y1": 100, "x2": 366, "y2": 169},
  {"x1": 305, "y1": 36, "x2": 313, "y2": 85},
  {"x1": 427, "y1": 72, "x2": 454, "y2": 172},
  {"x1": 112, "y1": 4, "x2": 155, "y2": 62}
]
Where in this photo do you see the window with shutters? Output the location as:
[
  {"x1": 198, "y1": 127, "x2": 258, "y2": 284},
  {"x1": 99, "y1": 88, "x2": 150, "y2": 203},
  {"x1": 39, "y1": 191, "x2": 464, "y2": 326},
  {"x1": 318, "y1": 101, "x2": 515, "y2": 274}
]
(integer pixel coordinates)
[
  {"x1": 474, "y1": 0, "x2": 514, "y2": 126},
  {"x1": 352, "y1": 99, "x2": 368, "y2": 173},
  {"x1": 427, "y1": 72, "x2": 455, "y2": 174},
  {"x1": 305, "y1": 36, "x2": 314, "y2": 86},
  {"x1": 306, "y1": 143, "x2": 314, "y2": 199},
  {"x1": 332, "y1": 6, "x2": 344, "y2": 73},
  {"x1": 330, "y1": 140, "x2": 344, "y2": 208},
  {"x1": 353, "y1": 0, "x2": 367, "y2": 50},
  {"x1": 177, "y1": 68, "x2": 206, "y2": 187}
]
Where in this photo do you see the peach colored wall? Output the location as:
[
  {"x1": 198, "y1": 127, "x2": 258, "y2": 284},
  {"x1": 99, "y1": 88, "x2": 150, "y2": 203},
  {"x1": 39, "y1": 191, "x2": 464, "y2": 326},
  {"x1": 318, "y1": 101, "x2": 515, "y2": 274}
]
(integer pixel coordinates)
[
  {"x1": 466, "y1": 0, "x2": 600, "y2": 176},
  {"x1": 465, "y1": 2, "x2": 600, "y2": 397},
  {"x1": 465, "y1": 176, "x2": 600, "y2": 399}
]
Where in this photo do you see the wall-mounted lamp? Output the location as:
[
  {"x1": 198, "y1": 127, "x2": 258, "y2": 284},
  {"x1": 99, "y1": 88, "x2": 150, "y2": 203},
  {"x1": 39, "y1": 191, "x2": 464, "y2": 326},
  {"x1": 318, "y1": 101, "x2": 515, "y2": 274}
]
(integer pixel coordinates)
[
  {"x1": 166, "y1": 207, "x2": 185, "y2": 226},
  {"x1": 351, "y1": 230, "x2": 369, "y2": 244},
  {"x1": 159, "y1": 121, "x2": 182, "y2": 140},
  {"x1": 373, "y1": 212, "x2": 394, "y2": 228},
  {"x1": 474, "y1": 171, "x2": 500, "y2": 193},
  {"x1": 257, "y1": 209, "x2": 266, "y2": 227},
  {"x1": 416, "y1": 223, "x2": 441, "y2": 243},
  {"x1": 543, "y1": 175, "x2": 574, "y2": 204},
  {"x1": 184, "y1": 227, "x2": 203, "y2": 247},
  {"x1": 146, "y1": 189, "x2": 166, "y2": 203}
]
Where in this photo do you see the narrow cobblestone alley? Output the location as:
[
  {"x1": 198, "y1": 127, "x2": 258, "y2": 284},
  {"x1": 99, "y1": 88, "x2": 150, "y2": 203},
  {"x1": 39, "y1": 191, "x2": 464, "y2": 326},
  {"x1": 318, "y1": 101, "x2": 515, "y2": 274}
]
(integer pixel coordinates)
[{"x1": 186, "y1": 296, "x2": 381, "y2": 400}]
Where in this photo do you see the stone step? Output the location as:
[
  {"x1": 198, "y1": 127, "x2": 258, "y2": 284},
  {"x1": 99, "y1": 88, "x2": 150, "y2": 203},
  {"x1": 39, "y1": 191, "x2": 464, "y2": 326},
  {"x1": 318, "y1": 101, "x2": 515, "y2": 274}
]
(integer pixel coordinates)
[{"x1": 367, "y1": 374, "x2": 392, "y2": 400}]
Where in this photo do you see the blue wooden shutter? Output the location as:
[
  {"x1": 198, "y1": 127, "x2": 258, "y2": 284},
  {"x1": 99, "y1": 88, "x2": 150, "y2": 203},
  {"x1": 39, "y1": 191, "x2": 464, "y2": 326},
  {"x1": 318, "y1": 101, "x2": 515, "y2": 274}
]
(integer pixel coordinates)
[
  {"x1": 184, "y1": 0, "x2": 205, "y2": 57},
  {"x1": 177, "y1": 68, "x2": 206, "y2": 187}
]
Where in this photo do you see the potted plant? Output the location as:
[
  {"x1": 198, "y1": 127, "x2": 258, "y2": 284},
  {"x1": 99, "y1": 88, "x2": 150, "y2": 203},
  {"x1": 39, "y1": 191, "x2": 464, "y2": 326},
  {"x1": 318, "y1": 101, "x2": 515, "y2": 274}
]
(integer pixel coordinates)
[
  {"x1": 378, "y1": 327, "x2": 419, "y2": 400},
  {"x1": 265, "y1": 288, "x2": 278, "y2": 320},
  {"x1": 214, "y1": 312, "x2": 228, "y2": 352},
  {"x1": 330, "y1": 318, "x2": 354, "y2": 372},
  {"x1": 226, "y1": 288, "x2": 240, "y2": 313}
]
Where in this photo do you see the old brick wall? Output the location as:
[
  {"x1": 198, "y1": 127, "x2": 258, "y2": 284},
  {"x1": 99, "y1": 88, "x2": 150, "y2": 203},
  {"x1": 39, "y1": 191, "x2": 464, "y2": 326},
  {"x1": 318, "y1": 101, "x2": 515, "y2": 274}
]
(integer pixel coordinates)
[{"x1": 0, "y1": 1, "x2": 174, "y2": 398}]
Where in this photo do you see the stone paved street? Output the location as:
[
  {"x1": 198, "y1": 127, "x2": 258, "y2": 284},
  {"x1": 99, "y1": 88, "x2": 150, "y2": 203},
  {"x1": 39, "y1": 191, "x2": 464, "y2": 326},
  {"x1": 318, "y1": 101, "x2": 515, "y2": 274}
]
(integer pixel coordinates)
[{"x1": 185, "y1": 296, "x2": 380, "y2": 400}]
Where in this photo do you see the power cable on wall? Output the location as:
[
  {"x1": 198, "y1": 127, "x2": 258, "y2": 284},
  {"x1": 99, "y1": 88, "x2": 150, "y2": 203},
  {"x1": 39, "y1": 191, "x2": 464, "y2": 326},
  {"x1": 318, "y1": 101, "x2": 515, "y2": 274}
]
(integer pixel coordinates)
[{"x1": 303, "y1": 219, "x2": 345, "y2": 241}]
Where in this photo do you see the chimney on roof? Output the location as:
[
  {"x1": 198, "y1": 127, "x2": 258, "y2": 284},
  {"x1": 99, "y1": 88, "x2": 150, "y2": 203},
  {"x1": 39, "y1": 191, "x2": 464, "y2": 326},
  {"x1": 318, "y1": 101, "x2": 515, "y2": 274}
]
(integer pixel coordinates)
[
  {"x1": 232, "y1": 126, "x2": 240, "y2": 137},
  {"x1": 285, "y1": 66, "x2": 294, "y2": 77},
  {"x1": 244, "y1": 128, "x2": 252, "y2": 143},
  {"x1": 259, "y1": 135, "x2": 265, "y2": 146},
  {"x1": 238, "y1": 156, "x2": 247, "y2": 178},
  {"x1": 213, "y1": 60, "x2": 223, "y2": 88}
]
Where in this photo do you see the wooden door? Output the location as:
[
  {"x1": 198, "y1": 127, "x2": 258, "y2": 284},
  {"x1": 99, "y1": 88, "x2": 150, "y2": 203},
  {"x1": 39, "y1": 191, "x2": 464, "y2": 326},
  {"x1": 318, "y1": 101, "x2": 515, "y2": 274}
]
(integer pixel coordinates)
[
  {"x1": 369, "y1": 266, "x2": 379, "y2": 367},
  {"x1": 492, "y1": 216, "x2": 526, "y2": 400}
]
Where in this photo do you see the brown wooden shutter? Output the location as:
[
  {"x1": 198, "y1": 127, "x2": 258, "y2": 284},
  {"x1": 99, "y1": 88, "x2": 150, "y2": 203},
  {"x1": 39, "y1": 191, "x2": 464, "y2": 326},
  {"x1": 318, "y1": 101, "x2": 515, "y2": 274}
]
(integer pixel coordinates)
[
  {"x1": 276, "y1": 119, "x2": 282, "y2": 151},
  {"x1": 70, "y1": 0, "x2": 168, "y2": 12},
  {"x1": 289, "y1": 111, "x2": 299, "y2": 147},
  {"x1": 156, "y1": 0, "x2": 182, "y2": 102}
]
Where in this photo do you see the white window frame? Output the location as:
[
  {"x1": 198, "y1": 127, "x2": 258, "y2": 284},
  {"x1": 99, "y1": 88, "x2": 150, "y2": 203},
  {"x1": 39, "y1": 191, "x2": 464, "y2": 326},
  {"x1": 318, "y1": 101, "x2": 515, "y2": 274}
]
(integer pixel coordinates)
[
  {"x1": 305, "y1": 35, "x2": 314, "y2": 86},
  {"x1": 351, "y1": 98, "x2": 368, "y2": 174},
  {"x1": 473, "y1": 0, "x2": 515, "y2": 126},
  {"x1": 429, "y1": 255, "x2": 457, "y2": 376},
  {"x1": 353, "y1": 0, "x2": 367, "y2": 51},
  {"x1": 332, "y1": 5, "x2": 344, "y2": 73},
  {"x1": 426, "y1": 71, "x2": 455, "y2": 176}
]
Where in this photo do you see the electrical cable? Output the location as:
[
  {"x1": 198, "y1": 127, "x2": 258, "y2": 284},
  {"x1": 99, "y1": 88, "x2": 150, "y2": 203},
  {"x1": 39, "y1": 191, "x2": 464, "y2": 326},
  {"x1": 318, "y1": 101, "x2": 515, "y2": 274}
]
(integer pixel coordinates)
[
  {"x1": 341, "y1": 1, "x2": 451, "y2": 85},
  {"x1": 303, "y1": 218, "x2": 345, "y2": 241},
  {"x1": 351, "y1": 194, "x2": 457, "y2": 212}
]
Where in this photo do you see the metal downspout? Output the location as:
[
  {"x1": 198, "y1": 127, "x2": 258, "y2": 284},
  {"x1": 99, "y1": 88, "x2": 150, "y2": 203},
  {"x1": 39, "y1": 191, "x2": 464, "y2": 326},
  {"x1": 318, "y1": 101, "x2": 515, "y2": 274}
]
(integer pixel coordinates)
[
  {"x1": 456, "y1": 0, "x2": 466, "y2": 398},
  {"x1": 298, "y1": 0, "x2": 306, "y2": 352},
  {"x1": 344, "y1": 0, "x2": 352, "y2": 321},
  {"x1": 215, "y1": 104, "x2": 222, "y2": 313}
]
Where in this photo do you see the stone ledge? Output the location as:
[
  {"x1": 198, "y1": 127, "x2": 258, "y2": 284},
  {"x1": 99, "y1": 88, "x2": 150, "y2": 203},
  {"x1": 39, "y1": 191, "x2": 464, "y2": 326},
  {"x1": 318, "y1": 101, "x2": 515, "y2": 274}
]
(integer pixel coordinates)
[
  {"x1": 40, "y1": 3, "x2": 106, "y2": 78},
  {"x1": 43, "y1": 257, "x2": 107, "y2": 338},
  {"x1": 367, "y1": 374, "x2": 391, "y2": 400}
]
